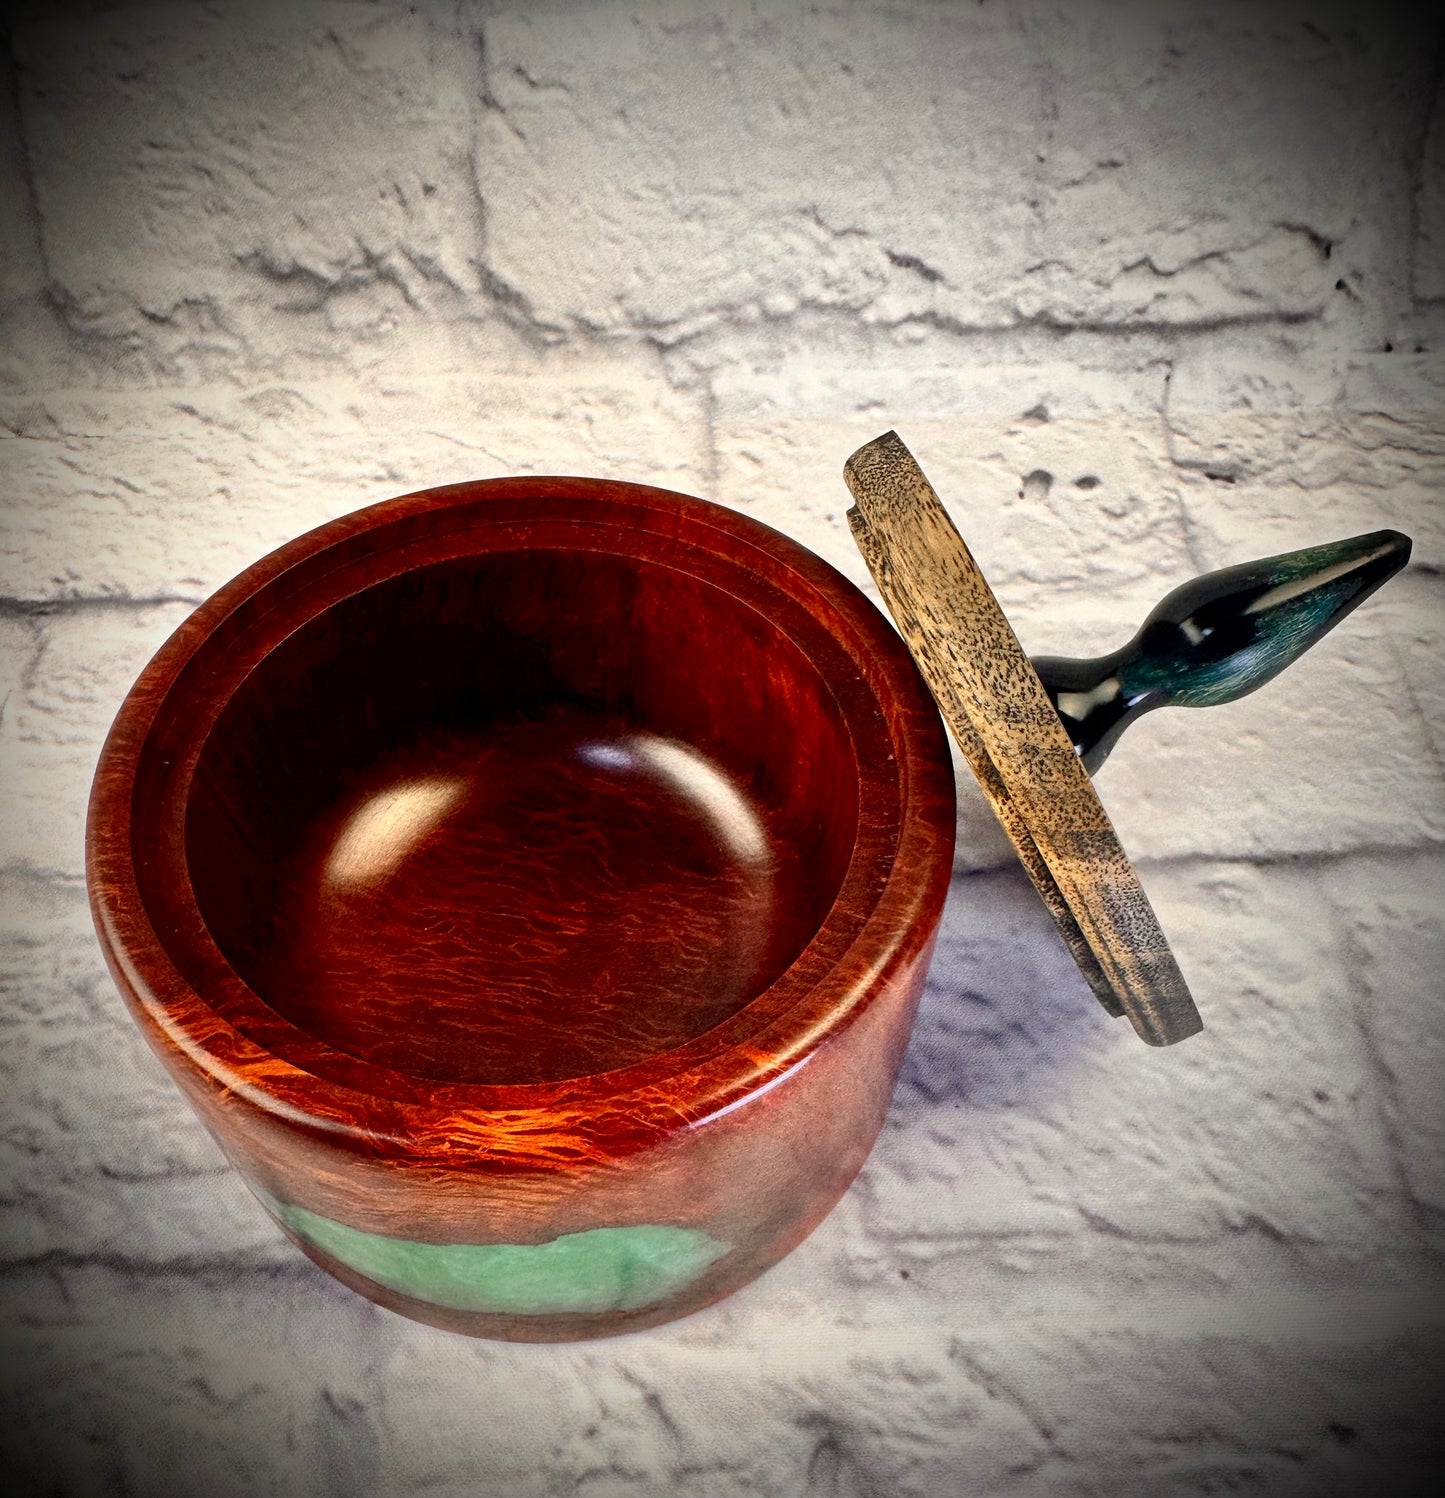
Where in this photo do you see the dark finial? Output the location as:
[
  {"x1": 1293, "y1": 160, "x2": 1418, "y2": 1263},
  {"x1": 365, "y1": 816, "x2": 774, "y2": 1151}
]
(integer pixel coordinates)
[{"x1": 1031, "y1": 529, "x2": 1412, "y2": 773}]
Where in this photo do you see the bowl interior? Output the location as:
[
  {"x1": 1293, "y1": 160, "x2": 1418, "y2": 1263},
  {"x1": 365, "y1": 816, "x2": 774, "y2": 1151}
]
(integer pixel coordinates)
[{"x1": 185, "y1": 547, "x2": 862, "y2": 1087}]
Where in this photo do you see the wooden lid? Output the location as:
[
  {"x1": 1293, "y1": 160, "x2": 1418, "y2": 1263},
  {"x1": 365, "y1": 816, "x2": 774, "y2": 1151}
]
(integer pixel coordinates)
[{"x1": 844, "y1": 430, "x2": 1202, "y2": 1046}]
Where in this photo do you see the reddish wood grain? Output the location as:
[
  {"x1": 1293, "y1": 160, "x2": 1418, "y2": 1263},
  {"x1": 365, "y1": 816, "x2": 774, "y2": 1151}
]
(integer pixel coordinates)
[{"x1": 87, "y1": 478, "x2": 956, "y2": 1338}]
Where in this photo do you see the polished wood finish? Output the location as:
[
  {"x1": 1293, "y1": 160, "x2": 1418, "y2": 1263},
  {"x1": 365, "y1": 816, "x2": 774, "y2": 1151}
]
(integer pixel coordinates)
[
  {"x1": 844, "y1": 431, "x2": 1201, "y2": 1046},
  {"x1": 186, "y1": 548, "x2": 861, "y2": 1088},
  {"x1": 87, "y1": 477, "x2": 956, "y2": 1338},
  {"x1": 1033, "y1": 529, "x2": 1412, "y2": 772}
]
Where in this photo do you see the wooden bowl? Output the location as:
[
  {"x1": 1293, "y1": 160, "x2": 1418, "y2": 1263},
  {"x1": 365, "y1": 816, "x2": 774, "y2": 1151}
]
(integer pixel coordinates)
[{"x1": 87, "y1": 478, "x2": 956, "y2": 1340}]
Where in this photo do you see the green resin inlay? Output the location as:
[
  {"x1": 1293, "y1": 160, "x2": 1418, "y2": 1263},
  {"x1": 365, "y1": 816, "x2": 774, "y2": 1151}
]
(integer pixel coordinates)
[{"x1": 263, "y1": 1194, "x2": 730, "y2": 1316}]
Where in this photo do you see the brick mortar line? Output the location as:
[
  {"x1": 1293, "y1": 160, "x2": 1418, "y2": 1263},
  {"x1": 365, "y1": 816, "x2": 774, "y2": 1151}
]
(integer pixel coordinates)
[
  {"x1": 0, "y1": 1250, "x2": 315, "y2": 1281},
  {"x1": 4, "y1": 835, "x2": 1443, "y2": 905},
  {"x1": 1, "y1": 1259, "x2": 1442, "y2": 1350},
  {"x1": 3, "y1": 562, "x2": 1442, "y2": 620},
  {"x1": 1315, "y1": 859, "x2": 1445, "y2": 1257},
  {"x1": 0, "y1": 594, "x2": 203, "y2": 619},
  {"x1": 2, "y1": 26, "x2": 51, "y2": 298},
  {"x1": 955, "y1": 839, "x2": 1445, "y2": 878},
  {"x1": 0, "y1": 298, "x2": 1388, "y2": 408}
]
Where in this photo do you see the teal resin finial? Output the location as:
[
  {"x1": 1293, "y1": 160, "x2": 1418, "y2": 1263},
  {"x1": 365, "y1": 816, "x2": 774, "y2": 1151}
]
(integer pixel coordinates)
[{"x1": 1031, "y1": 529, "x2": 1412, "y2": 773}]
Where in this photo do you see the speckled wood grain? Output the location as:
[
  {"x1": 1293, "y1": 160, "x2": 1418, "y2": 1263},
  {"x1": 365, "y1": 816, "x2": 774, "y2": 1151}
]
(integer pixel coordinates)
[{"x1": 845, "y1": 430, "x2": 1202, "y2": 1046}]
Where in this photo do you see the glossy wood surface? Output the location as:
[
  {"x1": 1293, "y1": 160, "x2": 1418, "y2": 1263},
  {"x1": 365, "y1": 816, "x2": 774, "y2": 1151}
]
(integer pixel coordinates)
[
  {"x1": 87, "y1": 477, "x2": 956, "y2": 1338},
  {"x1": 230, "y1": 710, "x2": 814, "y2": 1086},
  {"x1": 186, "y1": 546, "x2": 860, "y2": 1087}
]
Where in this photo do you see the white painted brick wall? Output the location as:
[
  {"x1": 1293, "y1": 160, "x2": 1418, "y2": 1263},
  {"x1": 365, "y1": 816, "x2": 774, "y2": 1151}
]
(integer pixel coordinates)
[{"x1": 2, "y1": 2, "x2": 1442, "y2": 1494}]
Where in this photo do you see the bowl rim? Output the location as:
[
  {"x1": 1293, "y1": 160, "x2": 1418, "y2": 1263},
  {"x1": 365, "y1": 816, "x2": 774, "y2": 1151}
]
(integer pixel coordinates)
[{"x1": 87, "y1": 477, "x2": 955, "y2": 1164}]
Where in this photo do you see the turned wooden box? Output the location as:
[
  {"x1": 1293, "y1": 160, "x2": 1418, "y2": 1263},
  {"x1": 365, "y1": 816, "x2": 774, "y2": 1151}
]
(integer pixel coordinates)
[{"x1": 87, "y1": 477, "x2": 957, "y2": 1339}]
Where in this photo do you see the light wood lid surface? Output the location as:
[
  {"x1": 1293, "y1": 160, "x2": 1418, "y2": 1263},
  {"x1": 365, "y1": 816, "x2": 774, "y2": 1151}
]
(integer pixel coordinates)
[{"x1": 845, "y1": 430, "x2": 1202, "y2": 1046}]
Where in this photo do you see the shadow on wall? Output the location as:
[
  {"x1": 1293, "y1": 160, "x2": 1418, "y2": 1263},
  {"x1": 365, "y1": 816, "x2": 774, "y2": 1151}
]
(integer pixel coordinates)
[{"x1": 894, "y1": 851, "x2": 1110, "y2": 1115}]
